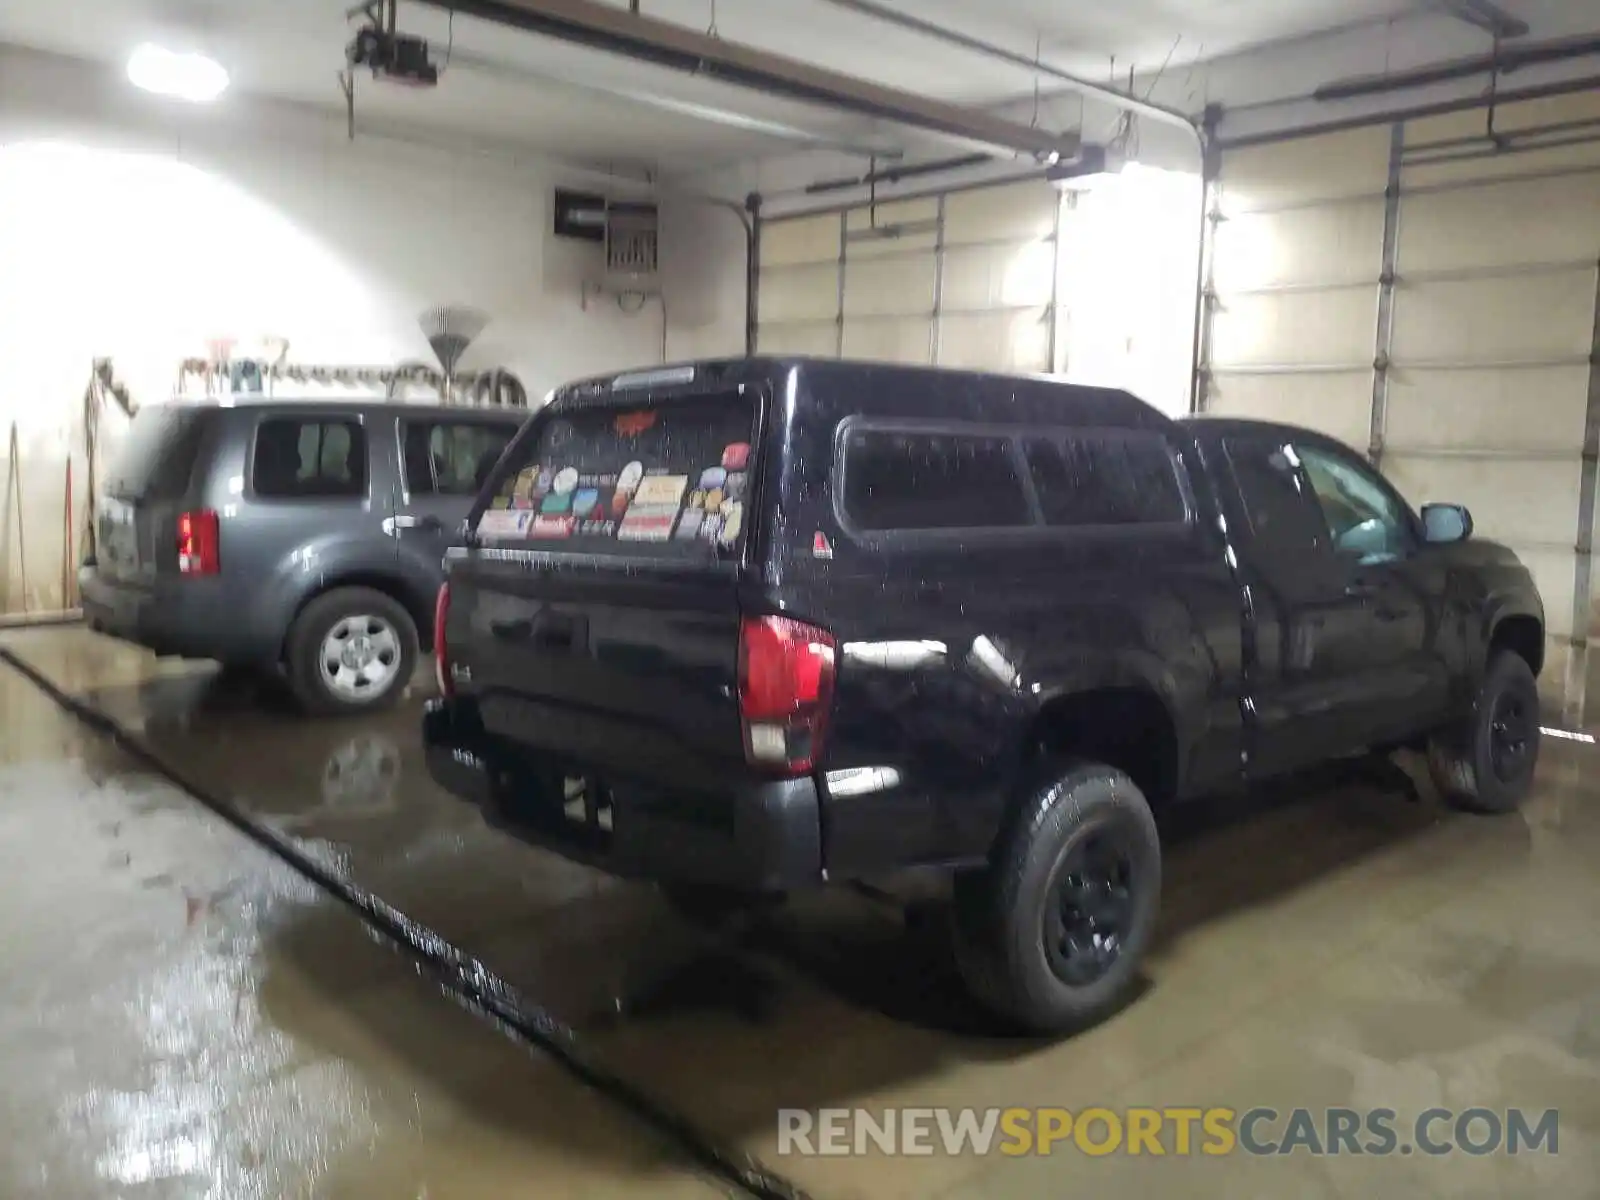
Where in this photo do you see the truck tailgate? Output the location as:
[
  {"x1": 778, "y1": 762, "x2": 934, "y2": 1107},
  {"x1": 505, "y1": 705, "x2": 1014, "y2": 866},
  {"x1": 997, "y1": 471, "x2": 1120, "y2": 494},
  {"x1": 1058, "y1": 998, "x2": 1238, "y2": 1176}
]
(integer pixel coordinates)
[
  {"x1": 451, "y1": 562, "x2": 746, "y2": 781},
  {"x1": 447, "y1": 384, "x2": 762, "y2": 783}
]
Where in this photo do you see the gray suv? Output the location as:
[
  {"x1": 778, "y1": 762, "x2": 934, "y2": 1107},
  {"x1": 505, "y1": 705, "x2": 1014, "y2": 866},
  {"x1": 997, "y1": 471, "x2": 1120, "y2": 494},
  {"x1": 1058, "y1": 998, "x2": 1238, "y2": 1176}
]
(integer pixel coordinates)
[{"x1": 80, "y1": 400, "x2": 523, "y2": 714}]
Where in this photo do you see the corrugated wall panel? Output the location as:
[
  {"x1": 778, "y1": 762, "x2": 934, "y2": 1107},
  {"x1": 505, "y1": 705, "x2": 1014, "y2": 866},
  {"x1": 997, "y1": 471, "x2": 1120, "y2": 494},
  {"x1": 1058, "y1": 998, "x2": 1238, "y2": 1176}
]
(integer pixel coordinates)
[
  {"x1": 1206, "y1": 128, "x2": 1392, "y2": 451},
  {"x1": 1206, "y1": 91, "x2": 1600, "y2": 717},
  {"x1": 756, "y1": 179, "x2": 1059, "y2": 373}
]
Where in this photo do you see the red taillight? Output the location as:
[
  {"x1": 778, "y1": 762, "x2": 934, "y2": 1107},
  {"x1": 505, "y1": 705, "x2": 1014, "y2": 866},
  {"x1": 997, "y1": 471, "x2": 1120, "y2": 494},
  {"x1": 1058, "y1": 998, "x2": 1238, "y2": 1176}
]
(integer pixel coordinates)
[
  {"x1": 176, "y1": 510, "x2": 219, "y2": 576},
  {"x1": 434, "y1": 583, "x2": 452, "y2": 696},
  {"x1": 738, "y1": 615, "x2": 836, "y2": 775}
]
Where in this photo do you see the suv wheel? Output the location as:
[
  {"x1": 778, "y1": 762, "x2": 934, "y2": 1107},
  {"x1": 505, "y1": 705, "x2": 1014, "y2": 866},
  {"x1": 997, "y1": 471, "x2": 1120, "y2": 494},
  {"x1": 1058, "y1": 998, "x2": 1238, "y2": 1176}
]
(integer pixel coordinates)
[
  {"x1": 1428, "y1": 650, "x2": 1541, "y2": 814},
  {"x1": 286, "y1": 587, "x2": 418, "y2": 716},
  {"x1": 952, "y1": 761, "x2": 1160, "y2": 1034}
]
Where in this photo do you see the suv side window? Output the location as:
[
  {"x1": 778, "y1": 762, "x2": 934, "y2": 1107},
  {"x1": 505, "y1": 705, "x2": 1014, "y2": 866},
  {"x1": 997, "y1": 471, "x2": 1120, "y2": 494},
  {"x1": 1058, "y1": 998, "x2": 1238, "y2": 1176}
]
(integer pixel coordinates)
[
  {"x1": 1296, "y1": 443, "x2": 1414, "y2": 563},
  {"x1": 1221, "y1": 436, "x2": 1329, "y2": 553},
  {"x1": 1024, "y1": 433, "x2": 1187, "y2": 527},
  {"x1": 253, "y1": 417, "x2": 367, "y2": 499},
  {"x1": 841, "y1": 427, "x2": 1032, "y2": 532},
  {"x1": 403, "y1": 421, "x2": 514, "y2": 497}
]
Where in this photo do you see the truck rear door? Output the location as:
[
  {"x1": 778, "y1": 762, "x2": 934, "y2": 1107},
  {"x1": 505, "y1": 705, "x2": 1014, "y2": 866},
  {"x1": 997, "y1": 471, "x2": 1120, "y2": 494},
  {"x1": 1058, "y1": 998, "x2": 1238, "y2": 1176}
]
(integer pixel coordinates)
[{"x1": 444, "y1": 384, "x2": 766, "y2": 787}]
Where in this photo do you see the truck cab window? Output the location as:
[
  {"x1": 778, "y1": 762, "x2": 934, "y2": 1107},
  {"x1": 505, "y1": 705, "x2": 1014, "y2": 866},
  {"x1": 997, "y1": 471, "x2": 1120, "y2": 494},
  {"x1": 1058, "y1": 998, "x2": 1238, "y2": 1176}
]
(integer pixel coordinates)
[
  {"x1": 1221, "y1": 437, "x2": 1329, "y2": 554},
  {"x1": 1296, "y1": 444, "x2": 1414, "y2": 563}
]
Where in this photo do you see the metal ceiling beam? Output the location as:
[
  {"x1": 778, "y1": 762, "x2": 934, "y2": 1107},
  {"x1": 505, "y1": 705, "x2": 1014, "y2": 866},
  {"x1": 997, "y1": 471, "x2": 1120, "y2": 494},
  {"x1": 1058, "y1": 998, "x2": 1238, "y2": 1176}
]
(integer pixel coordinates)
[
  {"x1": 809, "y1": 0, "x2": 1201, "y2": 137},
  {"x1": 1429, "y1": 0, "x2": 1531, "y2": 39},
  {"x1": 443, "y1": 47, "x2": 905, "y2": 159},
  {"x1": 1315, "y1": 32, "x2": 1600, "y2": 101},
  {"x1": 413, "y1": 0, "x2": 1080, "y2": 160}
]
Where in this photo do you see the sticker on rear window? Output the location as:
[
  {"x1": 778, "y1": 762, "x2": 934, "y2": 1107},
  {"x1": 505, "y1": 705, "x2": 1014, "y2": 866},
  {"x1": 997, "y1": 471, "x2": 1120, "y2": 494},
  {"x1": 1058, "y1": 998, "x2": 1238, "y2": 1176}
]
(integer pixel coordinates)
[
  {"x1": 617, "y1": 474, "x2": 688, "y2": 542},
  {"x1": 478, "y1": 510, "x2": 532, "y2": 538},
  {"x1": 531, "y1": 514, "x2": 575, "y2": 539},
  {"x1": 615, "y1": 411, "x2": 657, "y2": 436}
]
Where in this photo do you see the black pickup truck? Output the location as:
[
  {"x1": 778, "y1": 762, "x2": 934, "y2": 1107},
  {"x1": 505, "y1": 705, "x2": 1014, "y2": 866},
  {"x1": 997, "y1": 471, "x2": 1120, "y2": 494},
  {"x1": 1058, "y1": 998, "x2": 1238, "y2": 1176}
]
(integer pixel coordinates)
[{"x1": 423, "y1": 358, "x2": 1545, "y2": 1033}]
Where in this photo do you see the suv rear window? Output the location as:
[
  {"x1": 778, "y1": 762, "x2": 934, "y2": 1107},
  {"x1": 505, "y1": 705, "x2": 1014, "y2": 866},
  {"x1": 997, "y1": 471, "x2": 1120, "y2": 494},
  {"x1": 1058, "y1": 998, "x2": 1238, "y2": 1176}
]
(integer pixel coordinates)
[
  {"x1": 477, "y1": 392, "x2": 756, "y2": 557},
  {"x1": 103, "y1": 406, "x2": 212, "y2": 500}
]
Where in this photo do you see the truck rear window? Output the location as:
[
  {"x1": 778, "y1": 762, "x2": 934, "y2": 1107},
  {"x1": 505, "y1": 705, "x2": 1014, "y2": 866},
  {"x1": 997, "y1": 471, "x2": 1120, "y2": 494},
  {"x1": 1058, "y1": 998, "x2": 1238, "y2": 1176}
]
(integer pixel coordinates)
[
  {"x1": 476, "y1": 392, "x2": 756, "y2": 557},
  {"x1": 103, "y1": 405, "x2": 212, "y2": 500}
]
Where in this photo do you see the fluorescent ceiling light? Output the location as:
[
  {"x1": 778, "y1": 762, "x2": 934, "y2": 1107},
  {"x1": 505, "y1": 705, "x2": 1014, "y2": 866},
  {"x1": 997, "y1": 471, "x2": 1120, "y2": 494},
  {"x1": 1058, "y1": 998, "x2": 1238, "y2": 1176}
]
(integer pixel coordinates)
[{"x1": 127, "y1": 43, "x2": 229, "y2": 102}]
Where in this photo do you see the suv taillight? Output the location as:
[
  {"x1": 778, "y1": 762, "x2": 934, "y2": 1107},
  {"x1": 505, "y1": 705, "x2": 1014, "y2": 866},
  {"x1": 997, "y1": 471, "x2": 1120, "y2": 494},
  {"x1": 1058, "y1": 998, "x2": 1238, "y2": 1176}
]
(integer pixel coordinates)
[
  {"x1": 434, "y1": 583, "x2": 452, "y2": 697},
  {"x1": 738, "y1": 615, "x2": 836, "y2": 775},
  {"x1": 177, "y1": 510, "x2": 219, "y2": 576}
]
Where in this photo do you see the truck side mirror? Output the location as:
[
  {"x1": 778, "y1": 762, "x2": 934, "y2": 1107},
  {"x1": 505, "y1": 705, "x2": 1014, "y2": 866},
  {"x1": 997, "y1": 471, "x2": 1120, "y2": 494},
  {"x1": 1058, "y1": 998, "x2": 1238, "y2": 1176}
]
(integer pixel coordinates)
[{"x1": 1422, "y1": 503, "x2": 1472, "y2": 544}]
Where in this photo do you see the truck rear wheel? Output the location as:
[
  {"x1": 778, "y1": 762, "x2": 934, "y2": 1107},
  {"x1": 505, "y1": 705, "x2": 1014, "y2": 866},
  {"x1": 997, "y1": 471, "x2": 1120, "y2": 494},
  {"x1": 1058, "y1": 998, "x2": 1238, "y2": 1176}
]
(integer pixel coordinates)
[
  {"x1": 952, "y1": 761, "x2": 1160, "y2": 1034},
  {"x1": 286, "y1": 587, "x2": 418, "y2": 716},
  {"x1": 1428, "y1": 650, "x2": 1541, "y2": 814}
]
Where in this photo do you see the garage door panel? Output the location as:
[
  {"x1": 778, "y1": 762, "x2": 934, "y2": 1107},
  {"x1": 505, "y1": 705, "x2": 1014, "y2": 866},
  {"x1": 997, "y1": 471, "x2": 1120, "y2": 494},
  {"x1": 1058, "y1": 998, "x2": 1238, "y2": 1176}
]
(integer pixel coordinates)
[
  {"x1": 1503, "y1": 550, "x2": 1578, "y2": 639},
  {"x1": 1207, "y1": 371, "x2": 1371, "y2": 449},
  {"x1": 1391, "y1": 270, "x2": 1597, "y2": 363},
  {"x1": 1211, "y1": 290, "x2": 1375, "y2": 368},
  {"x1": 943, "y1": 182, "x2": 1057, "y2": 245},
  {"x1": 842, "y1": 317, "x2": 932, "y2": 364},
  {"x1": 1407, "y1": 91, "x2": 1600, "y2": 145},
  {"x1": 846, "y1": 197, "x2": 937, "y2": 236},
  {"x1": 938, "y1": 308, "x2": 1049, "y2": 373},
  {"x1": 1219, "y1": 127, "x2": 1391, "y2": 214},
  {"x1": 1212, "y1": 201, "x2": 1385, "y2": 291},
  {"x1": 842, "y1": 254, "x2": 935, "y2": 319},
  {"x1": 1384, "y1": 365, "x2": 1589, "y2": 452},
  {"x1": 757, "y1": 321, "x2": 836, "y2": 357},
  {"x1": 941, "y1": 238, "x2": 1055, "y2": 311},
  {"x1": 844, "y1": 231, "x2": 938, "y2": 261},
  {"x1": 758, "y1": 262, "x2": 839, "y2": 324},
  {"x1": 1396, "y1": 177, "x2": 1600, "y2": 273},
  {"x1": 761, "y1": 214, "x2": 839, "y2": 267},
  {"x1": 1383, "y1": 455, "x2": 1580, "y2": 548}
]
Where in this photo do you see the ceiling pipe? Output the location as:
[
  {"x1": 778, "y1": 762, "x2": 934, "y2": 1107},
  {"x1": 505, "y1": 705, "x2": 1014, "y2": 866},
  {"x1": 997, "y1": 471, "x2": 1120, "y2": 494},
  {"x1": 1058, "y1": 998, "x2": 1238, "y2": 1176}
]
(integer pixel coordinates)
[
  {"x1": 804, "y1": 152, "x2": 993, "y2": 195},
  {"x1": 412, "y1": 0, "x2": 1081, "y2": 160},
  {"x1": 808, "y1": 0, "x2": 1202, "y2": 143},
  {"x1": 1315, "y1": 32, "x2": 1600, "y2": 101},
  {"x1": 1430, "y1": 0, "x2": 1530, "y2": 39},
  {"x1": 443, "y1": 46, "x2": 905, "y2": 158}
]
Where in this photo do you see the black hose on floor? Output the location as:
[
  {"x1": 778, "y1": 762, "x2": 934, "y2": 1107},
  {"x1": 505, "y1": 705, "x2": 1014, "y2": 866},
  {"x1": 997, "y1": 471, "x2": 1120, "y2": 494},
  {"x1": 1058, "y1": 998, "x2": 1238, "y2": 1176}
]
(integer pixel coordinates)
[{"x1": 0, "y1": 645, "x2": 812, "y2": 1200}]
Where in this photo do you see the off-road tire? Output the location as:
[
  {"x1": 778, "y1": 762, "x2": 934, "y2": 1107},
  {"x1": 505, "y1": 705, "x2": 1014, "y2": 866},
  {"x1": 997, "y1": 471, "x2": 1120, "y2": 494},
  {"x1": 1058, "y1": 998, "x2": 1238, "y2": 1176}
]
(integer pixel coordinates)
[
  {"x1": 1428, "y1": 650, "x2": 1541, "y2": 814},
  {"x1": 952, "y1": 761, "x2": 1161, "y2": 1035}
]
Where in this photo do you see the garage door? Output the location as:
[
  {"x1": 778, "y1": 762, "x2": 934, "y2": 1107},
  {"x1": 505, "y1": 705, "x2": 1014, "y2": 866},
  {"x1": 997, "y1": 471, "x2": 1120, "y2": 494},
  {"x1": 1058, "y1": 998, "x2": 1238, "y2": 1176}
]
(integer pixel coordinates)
[
  {"x1": 755, "y1": 179, "x2": 1061, "y2": 373},
  {"x1": 1202, "y1": 93, "x2": 1600, "y2": 720}
]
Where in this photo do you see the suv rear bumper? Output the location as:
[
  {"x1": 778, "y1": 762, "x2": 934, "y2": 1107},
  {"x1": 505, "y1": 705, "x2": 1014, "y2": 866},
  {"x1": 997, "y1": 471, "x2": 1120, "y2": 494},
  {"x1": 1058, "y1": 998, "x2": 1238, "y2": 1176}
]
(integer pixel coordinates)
[
  {"x1": 422, "y1": 696, "x2": 823, "y2": 893},
  {"x1": 80, "y1": 567, "x2": 267, "y2": 663}
]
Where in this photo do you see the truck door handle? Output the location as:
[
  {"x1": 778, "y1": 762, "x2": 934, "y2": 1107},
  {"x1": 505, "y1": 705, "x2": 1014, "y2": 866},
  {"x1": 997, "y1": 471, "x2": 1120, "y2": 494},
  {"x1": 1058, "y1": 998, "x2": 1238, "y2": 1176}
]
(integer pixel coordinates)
[
  {"x1": 1344, "y1": 581, "x2": 1377, "y2": 599},
  {"x1": 489, "y1": 618, "x2": 533, "y2": 642}
]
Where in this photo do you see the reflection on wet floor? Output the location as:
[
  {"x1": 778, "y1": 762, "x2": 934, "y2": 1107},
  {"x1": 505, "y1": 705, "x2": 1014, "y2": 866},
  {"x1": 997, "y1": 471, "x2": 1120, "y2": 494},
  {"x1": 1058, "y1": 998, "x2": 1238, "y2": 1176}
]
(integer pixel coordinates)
[
  {"x1": 4, "y1": 625, "x2": 1600, "y2": 1199},
  {"x1": 0, "y1": 645, "x2": 728, "y2": 1200}
]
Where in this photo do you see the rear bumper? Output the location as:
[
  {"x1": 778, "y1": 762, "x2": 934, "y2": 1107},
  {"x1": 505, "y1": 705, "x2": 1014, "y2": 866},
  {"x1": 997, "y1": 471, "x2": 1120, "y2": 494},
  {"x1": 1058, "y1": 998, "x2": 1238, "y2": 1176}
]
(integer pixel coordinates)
[
  {"x1": 422, "y1": 696, "x2": 823, "y2": 892},
  {"x1": 79, "y1": 566, "x2": 268, "y2": 663}
]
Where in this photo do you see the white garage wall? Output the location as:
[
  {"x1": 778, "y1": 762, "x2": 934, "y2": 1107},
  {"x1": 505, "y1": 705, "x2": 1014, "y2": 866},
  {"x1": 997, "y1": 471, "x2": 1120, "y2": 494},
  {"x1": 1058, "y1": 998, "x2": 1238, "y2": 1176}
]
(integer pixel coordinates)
[
  {"x1": 757, "y1": 181, "x2": 1060, "y2": 373},
  {"x1": 0, "y1": 44, "x2": 745, "y2": 617},
  {"x1": 1200, "y1": 92, "x2": 1600, "y2": 719},
  {"x1": 757, "y1": 167, "x2": 1202, "y2": 417}
]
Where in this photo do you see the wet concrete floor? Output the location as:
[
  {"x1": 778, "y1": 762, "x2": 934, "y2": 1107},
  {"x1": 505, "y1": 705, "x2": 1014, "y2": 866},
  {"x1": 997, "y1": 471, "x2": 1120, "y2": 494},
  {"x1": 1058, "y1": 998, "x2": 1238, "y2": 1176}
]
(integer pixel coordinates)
[{"x1": 3, "y1": 624, "x2": 1599, "y2": 1198}]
